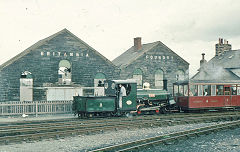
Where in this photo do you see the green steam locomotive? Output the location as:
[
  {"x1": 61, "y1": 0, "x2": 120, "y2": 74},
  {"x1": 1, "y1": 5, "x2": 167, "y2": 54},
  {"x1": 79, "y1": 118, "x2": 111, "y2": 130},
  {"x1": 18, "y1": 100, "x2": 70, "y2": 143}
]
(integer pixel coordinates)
[{"x1": 72, "y1": 80, "x2": 176, "y2": 118}]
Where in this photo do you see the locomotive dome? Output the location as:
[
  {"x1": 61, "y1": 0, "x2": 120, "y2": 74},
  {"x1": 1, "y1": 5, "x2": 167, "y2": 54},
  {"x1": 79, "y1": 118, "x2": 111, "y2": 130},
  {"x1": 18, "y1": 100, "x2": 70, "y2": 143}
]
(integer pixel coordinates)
[{"x1": 143, "y1": 82, "x2": 150, "y2": 90}]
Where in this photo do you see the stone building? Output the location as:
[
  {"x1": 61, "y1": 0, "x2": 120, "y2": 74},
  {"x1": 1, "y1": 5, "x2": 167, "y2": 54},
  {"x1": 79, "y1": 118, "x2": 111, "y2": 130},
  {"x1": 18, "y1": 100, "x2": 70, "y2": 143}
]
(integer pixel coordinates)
[
  {"x1": 112, "y1": 37, "x2": 189, "y2": 93},
  {"x1": 0, "y1": 29, "x2": 119, "y2": 102}
]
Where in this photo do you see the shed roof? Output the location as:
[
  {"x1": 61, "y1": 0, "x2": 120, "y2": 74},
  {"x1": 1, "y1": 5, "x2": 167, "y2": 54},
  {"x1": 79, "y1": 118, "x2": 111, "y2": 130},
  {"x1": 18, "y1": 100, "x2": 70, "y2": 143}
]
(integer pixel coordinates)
[
  {"x1": 205, "y1": 49, "x2": 240, "y2": 69},
  {"x1": 0, "y1": 28, "x2": 117, "y2": 71},
  {"x1": 112, "y1": 41, "x2": 189, "y2": 68}
]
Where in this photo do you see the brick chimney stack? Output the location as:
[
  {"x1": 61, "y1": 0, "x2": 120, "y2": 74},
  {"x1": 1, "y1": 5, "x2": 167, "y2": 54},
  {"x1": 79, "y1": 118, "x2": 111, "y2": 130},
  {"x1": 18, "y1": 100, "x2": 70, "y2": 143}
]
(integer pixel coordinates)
[
  {"x1": 134, "y1": 37, "x2": 142, "y2": 50},
  {"x1": 215, "y1": 38, "x2": 232, "y2": 56}
]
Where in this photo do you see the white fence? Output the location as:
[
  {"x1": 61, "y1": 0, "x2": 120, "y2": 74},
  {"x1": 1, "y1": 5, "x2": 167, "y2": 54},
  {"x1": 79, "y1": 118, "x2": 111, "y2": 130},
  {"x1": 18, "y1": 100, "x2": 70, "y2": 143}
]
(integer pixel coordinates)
[{"x1": 0, "y1": 100, "x2": 73, "y2": 116}]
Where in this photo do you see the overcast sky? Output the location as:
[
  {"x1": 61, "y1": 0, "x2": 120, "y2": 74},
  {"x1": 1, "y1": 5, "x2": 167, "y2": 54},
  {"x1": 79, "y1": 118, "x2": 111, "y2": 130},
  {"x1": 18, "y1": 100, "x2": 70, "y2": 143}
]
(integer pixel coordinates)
[{"x1": 1, "y1": 0, "x2": 240, "y2": 76}]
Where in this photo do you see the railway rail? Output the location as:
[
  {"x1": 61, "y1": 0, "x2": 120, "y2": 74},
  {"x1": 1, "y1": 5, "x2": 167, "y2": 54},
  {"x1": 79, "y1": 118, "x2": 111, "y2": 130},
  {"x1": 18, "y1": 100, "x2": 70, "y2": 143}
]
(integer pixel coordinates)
[
  {"x1": 1, "y1": 111, "x2": 240, "y2": 145},
  {"x1": 90, "y1": 120, "x2": 240, "y2": 152}
]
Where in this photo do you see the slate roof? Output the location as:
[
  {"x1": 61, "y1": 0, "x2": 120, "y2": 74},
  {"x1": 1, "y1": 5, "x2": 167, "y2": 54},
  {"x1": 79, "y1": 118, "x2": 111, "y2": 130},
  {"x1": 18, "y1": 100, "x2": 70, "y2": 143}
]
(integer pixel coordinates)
[
  {"x1": 191, "y1": 49, "x2": 240, "y2": 83},
  {"x1": 112, "y1": 41, "x2": 189, "y2": 68},
  {"x1": 0, "y1": 28, "x2": 116, "y2": 71},
  {"x1": 206, "y1": 49, "x2": 240, "y2": 69}
]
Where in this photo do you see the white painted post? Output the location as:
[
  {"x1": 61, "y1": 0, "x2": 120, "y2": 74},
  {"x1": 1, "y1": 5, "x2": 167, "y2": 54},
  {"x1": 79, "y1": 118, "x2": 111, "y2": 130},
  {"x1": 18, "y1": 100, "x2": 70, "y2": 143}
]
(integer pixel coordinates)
[{"x1": 35, "y1": 101, "x2": 38, "y2": 117}]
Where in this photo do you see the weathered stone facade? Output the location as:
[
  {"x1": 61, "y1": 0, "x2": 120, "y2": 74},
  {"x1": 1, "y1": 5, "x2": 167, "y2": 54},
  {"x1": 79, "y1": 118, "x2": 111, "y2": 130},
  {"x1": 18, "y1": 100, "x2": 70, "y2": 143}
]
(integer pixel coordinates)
[
  {"x1": 0, "y1": 29, "x2": 119, "y2": 102},
  {"x1": 113, "y1": 38, "x2": 189, "y2": 94}
]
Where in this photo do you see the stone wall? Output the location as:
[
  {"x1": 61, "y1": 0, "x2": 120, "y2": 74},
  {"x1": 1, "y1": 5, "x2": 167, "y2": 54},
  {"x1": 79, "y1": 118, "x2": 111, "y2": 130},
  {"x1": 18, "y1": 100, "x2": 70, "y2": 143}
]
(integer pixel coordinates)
[
  {"x1": 0, "y1": 30, "x2": 120, "y2": 102},
  {"x1": 119, "y1": 43, "x2": 189, "y2": 93}
]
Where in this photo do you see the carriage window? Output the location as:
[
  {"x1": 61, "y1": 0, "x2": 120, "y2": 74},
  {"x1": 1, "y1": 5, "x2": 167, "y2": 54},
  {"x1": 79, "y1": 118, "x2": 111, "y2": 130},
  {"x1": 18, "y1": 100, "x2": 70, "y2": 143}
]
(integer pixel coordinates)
[
  {"x1": 224, "y1": 87, "x2": 230, "y2": 95},
  {"x1": 203, "y1": 85, "x2": 211, "y2": 96},
  {"x1": 216, "y1": 85, "x2": 224, "y2": 95},
  {"x1": 189, "y1": 85, "x2": 198, "y2": 96},
  {"x1": 237, "y1": 86, "x2": 240, "y2": 95},
  {"x1": 179, "y1": 85, "x2": 184, "y2": 96},
  {"x1": 211, "y1": 85, "x2": 216, "y2": 96},
  {"x1": 198, "y1": 85, "x2": 203, "y2": 96},
  {"x1": 232, "y1": 85, "x2": 237, "y2": 95},
  {"x1": 174, "y1": 85, "x2": 179, "y2": 96},
  {"x1": 184, "y1": 85, "x2": 188, "y2": 96}
]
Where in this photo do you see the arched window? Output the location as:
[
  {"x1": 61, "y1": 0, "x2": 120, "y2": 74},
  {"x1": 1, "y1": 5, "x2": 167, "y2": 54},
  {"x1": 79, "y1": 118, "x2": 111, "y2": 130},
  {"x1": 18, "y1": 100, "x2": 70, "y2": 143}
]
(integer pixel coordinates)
[
  {"x1": 94, "y1": 73, "x2": 106, "y2": 87},
  {"x1": 20, "y1": 71, "x2": 33, "y2": 101},
  {"x1": 133, "y1": 68, "x2": 143, "y2": 88},
  {"x1": 58, "y1": 60, "x2": 71, "y2": 85},
  {"x1": 176, "y1": 70, "x2": 185, "y2": 81},
  {"x1": 155, "y1": 69, "x2": 164, "y2": 89}
]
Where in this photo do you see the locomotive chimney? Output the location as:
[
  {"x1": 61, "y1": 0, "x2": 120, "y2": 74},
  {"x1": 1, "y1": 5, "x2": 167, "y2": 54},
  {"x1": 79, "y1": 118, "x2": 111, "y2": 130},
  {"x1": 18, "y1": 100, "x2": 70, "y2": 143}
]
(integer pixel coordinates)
[
  {"x1": 134, "y1": 37, "x2": 142, "y2": 50},
  {"x1": 163, "y1": 79, "x2": 168, "y2": 91},
  {"x1": 200, "y1": 53, "x2": 207, "y2": 68}
]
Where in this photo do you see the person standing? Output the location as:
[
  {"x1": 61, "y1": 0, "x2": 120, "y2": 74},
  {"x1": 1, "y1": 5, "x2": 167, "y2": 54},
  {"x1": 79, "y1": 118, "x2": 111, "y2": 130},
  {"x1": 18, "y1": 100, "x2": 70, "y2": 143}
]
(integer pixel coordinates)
[{"x1": 119, "y1": 84, "x2": 126, "y2": 109}]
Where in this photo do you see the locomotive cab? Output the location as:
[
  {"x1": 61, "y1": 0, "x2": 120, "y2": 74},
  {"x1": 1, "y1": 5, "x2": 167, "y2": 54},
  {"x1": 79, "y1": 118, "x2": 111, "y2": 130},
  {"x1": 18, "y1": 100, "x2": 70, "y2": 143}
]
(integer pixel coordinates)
[{"x1": 104, "y1": 79, "x2": 137, "y2": 112}]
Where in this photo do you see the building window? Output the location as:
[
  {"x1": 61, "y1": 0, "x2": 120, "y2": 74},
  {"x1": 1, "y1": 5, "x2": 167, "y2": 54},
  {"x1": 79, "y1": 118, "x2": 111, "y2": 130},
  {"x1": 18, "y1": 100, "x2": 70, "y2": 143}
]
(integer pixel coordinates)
[
  {"x1": 47, "y1": 52, "x2": 50, "y2": 56},
  {"x1": 41, "y1": 52, "x2": 44, "y2": 56},
  {"x1": 133, "y1": 68, "x2": 143, "y2": 89},
  {"x1": 176, "y1": 70, "x2": 185, "y2": 81},
  {"x1": 155, "y1": 69, "x2": 164, "y2": 89},
  {"x1": 20, "y1": 71, "x2": 33, "y2": 102},
  {"x1": 58, "y1": 60, "x2": 71, "y2": 85},
  {"x1": 94, "y1": 73, "x2": 106, "y2": 87}
]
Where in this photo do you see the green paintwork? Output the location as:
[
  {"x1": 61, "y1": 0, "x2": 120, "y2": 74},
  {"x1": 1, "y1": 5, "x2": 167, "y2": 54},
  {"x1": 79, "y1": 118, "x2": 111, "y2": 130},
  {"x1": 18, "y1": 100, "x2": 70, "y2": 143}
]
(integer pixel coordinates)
[
  {"x1": 121, "y1": 82, "x2": 137, "y2": 111},
  {"x1": 72, "y1": 80, "x2": 138, "y2": 114},
  {"x1": 137, "y1": 89, "x2": 170, "y2": 101},
  {"x1": 86, "y1": 97, "x2": 115, "y2": 112},
  {"x1": 73, "y1": 96, "x2": 116, "y2": 113}
]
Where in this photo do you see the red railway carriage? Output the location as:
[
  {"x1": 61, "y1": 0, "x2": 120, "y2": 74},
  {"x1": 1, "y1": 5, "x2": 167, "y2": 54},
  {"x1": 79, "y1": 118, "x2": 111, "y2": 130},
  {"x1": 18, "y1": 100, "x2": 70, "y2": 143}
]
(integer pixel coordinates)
[{"x1": 173, "y1": 81, "x2": 240, "y2": 111}]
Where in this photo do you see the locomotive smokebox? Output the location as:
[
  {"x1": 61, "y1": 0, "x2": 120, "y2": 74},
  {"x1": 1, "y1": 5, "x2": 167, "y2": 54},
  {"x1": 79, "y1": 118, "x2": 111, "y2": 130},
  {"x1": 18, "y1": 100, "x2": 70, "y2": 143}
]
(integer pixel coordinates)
[{"x1": 163, "y1": 79, "x2": 168, "y2": 91}]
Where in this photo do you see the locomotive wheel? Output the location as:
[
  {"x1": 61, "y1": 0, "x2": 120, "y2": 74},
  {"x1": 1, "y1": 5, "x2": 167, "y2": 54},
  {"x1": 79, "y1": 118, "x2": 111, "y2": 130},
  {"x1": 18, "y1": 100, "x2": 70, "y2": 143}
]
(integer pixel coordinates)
[
  {"x1": 110, "y1": 112, "x2": 117, "y2": 117},
  {"x1": 125, "y1": 112, "x2": 132, "y2": 118},
  {"x1": 160, "y1": 107, "x2": 167, "y2": 114},
  {"x1": 86, "y1": 113, "x2": 93, "y2": 118},
  {"x1": 105, "y1": 113, "x2": 109, "y2": 117}
]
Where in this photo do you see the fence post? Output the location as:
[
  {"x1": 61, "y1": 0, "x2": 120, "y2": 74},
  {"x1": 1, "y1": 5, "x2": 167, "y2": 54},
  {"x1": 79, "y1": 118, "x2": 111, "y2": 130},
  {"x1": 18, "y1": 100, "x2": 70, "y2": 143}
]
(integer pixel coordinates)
[
  {"x1": 35, "y1": 101, "x2": 38, "y2": 117},
  {"x1": 22, "y1": 101, "x2": 25, "y2": 115}
]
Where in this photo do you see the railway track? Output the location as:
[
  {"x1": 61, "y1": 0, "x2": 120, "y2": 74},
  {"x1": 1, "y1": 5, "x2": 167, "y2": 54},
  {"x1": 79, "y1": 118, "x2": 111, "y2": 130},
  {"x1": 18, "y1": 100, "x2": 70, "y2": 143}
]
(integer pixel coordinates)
[
  {"x1": 90, "y1": 120, "x2": 240, "y2": 152},
  {"x1": 1, "y1": 111, "x2": 240, "y2": 145}
]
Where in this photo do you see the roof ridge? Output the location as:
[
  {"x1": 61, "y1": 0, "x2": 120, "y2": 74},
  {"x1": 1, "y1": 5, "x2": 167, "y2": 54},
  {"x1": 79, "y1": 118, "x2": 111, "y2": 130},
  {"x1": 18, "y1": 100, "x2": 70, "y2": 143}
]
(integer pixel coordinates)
[
  {"x1": 0, "y1": 28, "x2": 68, "y2": 71},
  {"x1": 64, "y1": 29, "x2": 118, "y2": 68},
  {"x1": 112, "y1": 41, "x2": 160, "y2": 67},
  {"x1": 0, "y1": 28, "x2": 118, "y2": 71}
]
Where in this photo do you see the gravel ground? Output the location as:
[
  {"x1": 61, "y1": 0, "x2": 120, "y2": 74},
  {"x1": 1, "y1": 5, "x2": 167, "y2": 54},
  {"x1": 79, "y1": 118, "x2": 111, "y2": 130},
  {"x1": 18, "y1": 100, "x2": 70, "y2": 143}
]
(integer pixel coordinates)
[
  {"x1": 0, "y1": 121, "x2": 232, "y2": 152},
  {"x1": 0, "y1": 114, "x2": 74, "y2": 123},
  {"x1": 143, "y1": 127, "x2": 240, "y2": 152}
]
